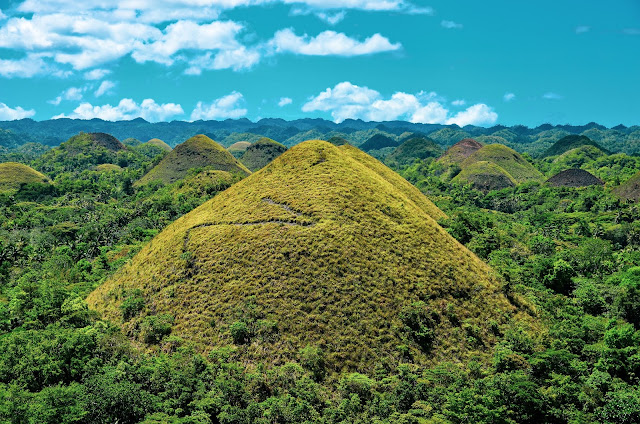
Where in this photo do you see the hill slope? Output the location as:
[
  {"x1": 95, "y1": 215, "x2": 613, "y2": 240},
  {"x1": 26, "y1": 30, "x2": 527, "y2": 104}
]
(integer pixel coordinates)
[
  {"x1": 386, "y1": 137, "x2": 443, "y2": 166},
  {"x1": 614, "y1": 171, "x2": 640, "y2": 201},
  {"x1": 227, "y1": 141, "x2": 252, "y2": 158},
  {"x1": 438, "y1": 138, "x2": 483, "y2": 165},
  {"x1": 358, "y1": 134, "x2": 398, "y2": 151},
  {"x1": 546, "y1": 169, "x2": 604, "y2": 188},
  {"x1": 0, "y1": 162, "x2": 50, "y2": 190},
  {"x1": 145, "y1": 138, "x2": 172, "y2": 152},
  {"x1": 137, "y1": 134, "x2": 250, "y2": 185},
  {"x1": 239, "y1": 137, "x2": 288, "y2": 171},
  {"x1": 542, "y1": 135, "x2": 609, "y2": 158},
  {"x1": 453, "y1": 161, "x2": 517, "y2": 192},
  {"x1": 461, "y1": 144, "x2": 544, "y2": 183},
  {"x1": 88, "y1": 140, "x2": 516, "y2": 371}
]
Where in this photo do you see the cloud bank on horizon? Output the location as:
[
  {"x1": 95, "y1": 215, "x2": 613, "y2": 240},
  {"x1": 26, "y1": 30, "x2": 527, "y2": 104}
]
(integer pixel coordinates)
[{"x1": 0, "y1": 0, "x2": 638, "y2": 126}]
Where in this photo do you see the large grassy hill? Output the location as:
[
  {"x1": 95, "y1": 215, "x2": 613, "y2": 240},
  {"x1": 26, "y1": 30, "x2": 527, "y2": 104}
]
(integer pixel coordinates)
[
  {"x1": 239, "y1": 137, "x2": 287, "y2": 171},
  {"x1": 137, "y1": 134, "x2": 250, "y2": 185},
  {"x1": 0, "y1": 162, "x2": 51, "y2": 190},
  {"x1": 88, "y1": 140, "x2": 520, "y2": 372},
  {"x1": 461, "y1": 144, "x2": 544, "y2": 184}
]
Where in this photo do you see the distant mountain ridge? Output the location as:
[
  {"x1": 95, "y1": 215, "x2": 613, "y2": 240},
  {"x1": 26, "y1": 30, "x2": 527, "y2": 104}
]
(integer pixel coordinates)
[{"x1": 1, "y1": 118, "x2": 638, "y2": 155}]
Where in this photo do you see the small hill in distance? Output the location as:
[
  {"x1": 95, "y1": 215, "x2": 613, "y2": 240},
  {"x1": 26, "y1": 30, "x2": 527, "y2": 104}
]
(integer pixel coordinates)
[
  {"x1": 386, "y1": 136, "x2": 443, "y2": 166},
  {"x1": 88, "y1": 140, "x2": 521, "y2": 372},
  {"x1": 438, "y1": 138, "x2": 483, "y2": 165},
  {"x1": 95, "y1": 164, "x2": 123, "y2": 173},
  {"x1": 614, "y1": 171, "x2": 640, "y2": 201},
  {"x1": 358, "y1": 134, "x2": 398, "y2": 152},
  {"x1": 136, "y1": 134, "x2": 250, "y2": 186},
  {"x1": 326, "y1": 136, "x2": 349, "y2": 146},
  {"x1": 546, "y1": 169, "x2": 604, "y2": 188},
  {"x1": 145, "y1": 138, "x2": 172, "y2": 152},
  {"x1": 461, "y1": 144, "x2": 544, "y2": 184},
  {"x1": 542, "y1": 135, "x2": 609, "y2": 158},
  {"x1": 227, "y1": 141, "x2": 252, "y2": 158},
  {"x1": 0, "y1": 162, "x2": 51, "y2": 190},
  {"x1": 453, "y1": 161, "x2": 516, "y2": 192},
  {"x1": 239, "y1": 137, "x2": 287, "y2": 172}
]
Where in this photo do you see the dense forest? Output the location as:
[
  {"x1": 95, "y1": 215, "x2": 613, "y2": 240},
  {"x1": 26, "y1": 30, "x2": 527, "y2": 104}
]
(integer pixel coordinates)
[{"x1": 1, "y1": 123, "x2": 640, "y2": 424}]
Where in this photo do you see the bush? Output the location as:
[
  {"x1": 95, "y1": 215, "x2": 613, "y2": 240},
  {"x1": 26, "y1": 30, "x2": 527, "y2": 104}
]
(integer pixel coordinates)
[
  {"x1": 120, "y1": 290, "x2": 145, "y2": 320},
  {"x1": 230, "y1": 321, "x2": 250, "y2": 344},
  {"x1": 141, "y1": 314, "x2": 174, "y2": 344},
  {"x1": 399, "y1": 302, "x2": 438, "y2": 351}
]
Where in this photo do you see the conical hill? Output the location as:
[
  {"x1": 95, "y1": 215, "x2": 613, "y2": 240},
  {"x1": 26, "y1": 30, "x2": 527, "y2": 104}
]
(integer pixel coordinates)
[
  {"x1": 546, "y1": 169, "x2": 604, "y2": 188},
  {"x1": 137, "y1": 134, "x2": 250, "y2": 185},
  {"x1": 453, "y1": 161, "x2": 516, "y2": 192},
  {"x1": 438, "y1": 138, "x2": 483, "y2": 165},
  {"x1": 0, "y1": 162, "x2": 51, "y2": 190},
  {"x1": 239, "y1": 137, "x2": 287, "y2": 171},
  {"x1": 88, "y1": 140, "x2": 517, "y2": 371},
  {"x1": 461, "y1": 144, "x2": 544, "y2": 183},
  {"x1": 145, "y1": 138, "x2": 172, "y2": 152},
  {"x1": 542, "y1": 135, "x2": 609, "y2": 158},
  {"x1": 614, "y1": 171, "x2": 640, "y2": 201}
]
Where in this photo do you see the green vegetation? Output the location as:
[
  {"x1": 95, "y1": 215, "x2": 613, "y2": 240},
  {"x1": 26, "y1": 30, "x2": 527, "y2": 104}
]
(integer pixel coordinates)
[
  {"x1": 239, "y1": 137, "x2": 287, "y2": 171},
  {"x1": 542, "y1": 135, "x2": 609, "y2": 158},
  {"x1": 358, "y1": 134, "x2": 398, "y2": 151},
  {"x1": 385, "y1": 136, "x2": 443, "y2": 167},
  {"x1": 453, "y1": 160, "x2": 517, "y2": 191},
  {"x1": 462, "y1": 144, "x2": 544, "y2": 184},
  {"x1": 137, "y1": 134, "x2": 250, "y2": 185},
  {"x1": 4, "y1": 126, "x2": 640, "y2": 423},
  {"x1": 227, "y1": 141, "x2": 252, "y2": 158},
  {"x1": 145, "y1": 138, "x2": 172, "y2": 152},
  {"x1": 0, "y1": 162, "x2": 50, "y2": 190},
  {"x1": 437, "y1": 138, "x2": 483, "y2": 166}
]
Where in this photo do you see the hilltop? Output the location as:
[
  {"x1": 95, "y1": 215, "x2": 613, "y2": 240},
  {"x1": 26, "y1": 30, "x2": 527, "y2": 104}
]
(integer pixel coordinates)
[
  {"x1": 145, "y1": 138, "x2": 172, "y2": 152},
  {"x1": 358, "y1": 134, "x2": 398, "y2": 151},
  {"x1": 386, "y1": 136, "x2": 443, "y2": 166},
  {"x1": 136, "y1": 134, "x2": 250, "y2": 185},
  {"x1": 227, "y1": 141, "x2": 252, "y2": 158},
  {"x1": 546, "y1": 169, "x2": 604, "y2": 188},
  {"x1": 461, "y1": 144, "x2": 544, "y2": 184},
  {"x1": 542, "y1": 135, "x2": 609, "y2": 158},
  {"x1": 438, "y1": 138, "x2": 483, "y2": 165},
  {"x1": 88, "y1": 140, "x2": 519, "y2": 371},
  {"x1": 614, "y1": 171, "x2": 640, "y2": 201},
  {"x1": 0, "y1": 162, "x2": 50, "y2": 190},
  {"x1": 453, "y1": 161, "x2": 516, "y2": 192},
  {"x1": 239, "y1": 137, "x2": 288, "y2": 172}
]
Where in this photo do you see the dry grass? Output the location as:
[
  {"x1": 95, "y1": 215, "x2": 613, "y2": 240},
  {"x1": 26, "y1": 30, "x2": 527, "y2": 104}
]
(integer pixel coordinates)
[
  {"x1": 453, "y1": 161, "x2": 517, "y2": 192},
  {"x1": 0, "y1": 162, "x2": 51, "y2": 190},
  {"x1": 136, "y1": 134, "x2": 250, "y2": 186},
  {"x1": 88, "y1": 140, "x2": 520, "y2": 372},
  {"x1": 461, "y1": 144, "x2": 544, "y2": 183},
  {"x1": 239, "y1": 137, "x2": 288, "y2": 172},
  {"x1": 145, "y1": 139, "x2": 172, "y2": 152}
]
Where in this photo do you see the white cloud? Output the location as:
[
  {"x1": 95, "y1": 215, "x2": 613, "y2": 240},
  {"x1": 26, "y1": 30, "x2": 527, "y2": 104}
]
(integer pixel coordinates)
[
  {"x1": 503, "y1": 92, "x2": 516, "y2": 102},
  {"x1": 0, "y1": 9, "x2": 6, "y2": 21},
  {"x1": 575, "y1": 26, "x2": 590, "y2": 34},
  {"x1": 452, "y1": 99, "x2": 466, "y2": 106},
  {"x1": 445, "y1": 104, "x2": 497, "y2": 127},
  {"x1": 278, "y1": 97, "x2": 293, "y2": 107},
  {"x1": 290, "y1": 8, "x2": 346, "y2": 25},
  {"x1": 271, "y1": 28, "x2": 401, "y2": 56},
  {"x1": 95, "y1": 80, "x2": 116, "y2": 97},
  {"x1": 0, "y1": 103, "x2": 36, "y2": 120},
  {"x1": 190, "y1": 92, "x2": 247, "y2": 120},
  {"x1": 543, "y1": 92, "x2": 563, "y2": 100},
  {"x1": 84, "y1": 69, "x2": 111, "y2": 80},
  {"x1": 441, "y1": 20, "x2": 463, "y2": 30},
  {"x1": 54, "y1": 98, "x2": 184, "y2": 122},
  {"x1": 49, "y1": 86, "x2": 86, "y2": 105},
  {"x1": 0, "y1": 55, "x2": 50, "y2": 78},
  {"x1": 302, "y1": 81, "x2": 498, "y2": 126}
]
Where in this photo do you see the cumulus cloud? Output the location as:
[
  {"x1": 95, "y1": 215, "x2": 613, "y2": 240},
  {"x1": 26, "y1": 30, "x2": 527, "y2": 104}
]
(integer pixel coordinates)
[
  {"x1": 278, "y1": 97, "x2": 293, "y2": 107},
  {"x1": 0, "y1": 55, "x2": 50, "y2": 78},
  {"x1": 441, "y1": 20, "x2": 463, "y2": 29},
  {"x1": 290, "y1": 8, "x2": 346, "y2": 25},
  {"x1": 0, "y1": 103, "x2": 36, "y2": 120},
  {"x1": 48, "y1": 86, "x2": 86, "y2": 105},
  {"x1": 190, "y1": 92, "x2": 247, "y2": 120},
  {"x1": 503, "y1": 92, "x2": 516, "y2": 102},
  {"x1": 54, "y1": 98, "x2": 184, "y2": 122},
  {"x1": 302, "y1": 81, "x2": 498, "y2": 126},
  {"x1": 271, "y1": 28, "x2": 400, "y2": 56},
  {"x1": 543, "y1": 92, "x2": 563, "y2": 100},
  {"x1": 84, "y1": 69, "x2": 111, "y2": 80},
  {"x1": 95, "y1": 80, "x2": 116, "y2": 97},
  {"x1": 445, "y1": 104, "x2": 497, "y2": 126}
]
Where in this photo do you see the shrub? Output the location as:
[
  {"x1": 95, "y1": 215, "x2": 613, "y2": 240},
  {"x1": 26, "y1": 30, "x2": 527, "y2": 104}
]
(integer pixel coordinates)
[
  {"x1": 141, "y1": 314, "x2": 174, "y2": 344},
  {"x1": 230, "y1": 321, "x2": 250, "y2": 344}
]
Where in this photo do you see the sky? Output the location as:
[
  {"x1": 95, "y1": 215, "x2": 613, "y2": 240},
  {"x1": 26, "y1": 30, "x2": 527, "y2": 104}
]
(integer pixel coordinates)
[{"x1": 0, "y1": 0, "x2": 638, "y2": 127}]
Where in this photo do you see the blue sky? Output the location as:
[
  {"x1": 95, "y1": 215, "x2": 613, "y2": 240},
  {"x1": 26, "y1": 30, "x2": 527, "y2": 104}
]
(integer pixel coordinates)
[{"x1": 0, "y1": 0, "x2": 638, "y2": 126}]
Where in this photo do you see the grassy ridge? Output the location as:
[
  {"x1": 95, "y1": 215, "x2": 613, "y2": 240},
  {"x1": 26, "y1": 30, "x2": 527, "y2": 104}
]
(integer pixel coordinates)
[
  {"x1": 239, "y1": 137, "x2": 287, "y2": 171},
  {"x1": 137, "y1": 134, "x2": 250, "y2": 185},
  {"x1": 88, "y1": 140, "x2": 521, "y2": 372}
]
